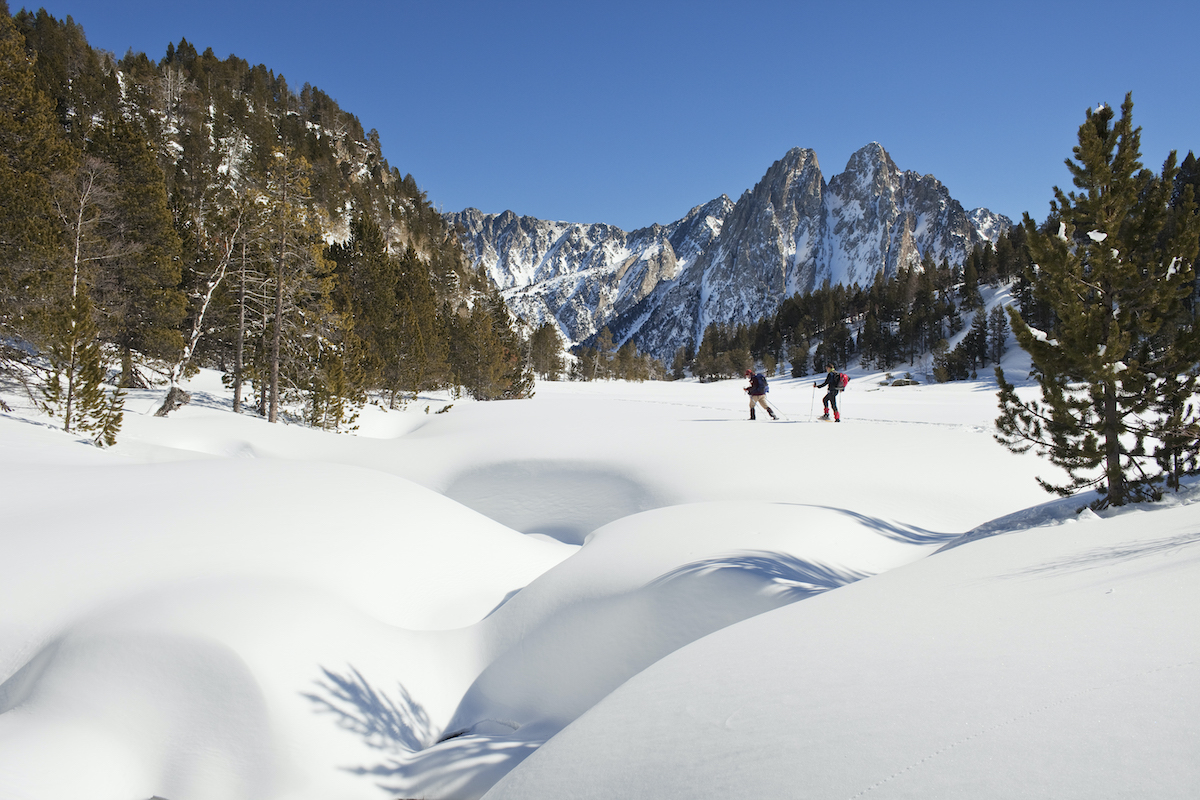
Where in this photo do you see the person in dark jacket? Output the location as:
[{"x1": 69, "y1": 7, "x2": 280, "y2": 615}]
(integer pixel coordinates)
[
  {"x1": 744, "y1": 368, "x2": 777, "y2": 420},
  {"x1": 814, "y1": 365, "x2": 842, "y2": 421}
]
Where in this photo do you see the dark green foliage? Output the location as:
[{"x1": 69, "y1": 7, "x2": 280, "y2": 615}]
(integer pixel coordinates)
[
  {"x1": 38, "y1": 279, "x2": 124, "y2": 445},
  {"x1": 812, "y1": 321, "x2": 853, "y2": 373},
  {"x1": 0, "y1": 10, "x2": 68, "y2": 367},
  {"x1": 326, "y1": 217, "x2": 446, "y2": 406},
  {"x1": 529, "y1": 322, "x2": 564, "y2": 380},
  {"x1": 931, "y1": 339, "x2": 965, "y2": 382},
  {"x1": 931, "y1": 308, "x2": 992, "y2": 383},
  {"x1": 987, "y1": 304, "x2": 1009, "y2": 364},
  {"x1": 614, "y1": 339, "x2": 652, "y2": 381},
  {"x1": 673, "y1": 241, "x2": 1029, "y2": 380},
  {"x1": 960, "y1": 252, "x2": 982, "y2": 309},
  {"x1": 13, "y1": 9, "x2": 117, "y2": 145},
  {"x1": 2, "y1": 5, "x2": 528, "y2": 433},
  {"x1": 996, "y1": 95, "x2": 1200, "y2": 506},
  {"x1": 572, "y1": 324, "x2": 663, "y2": 381},
  {"x1": 448, "y1": 287, "x2": 533, "y2": 400},
  {"x1": 687, "y1": 322, "x2": 752, "y2": 381},
  {"x1": 86, "y1": 117, "x2": 186, "y2": 386}
]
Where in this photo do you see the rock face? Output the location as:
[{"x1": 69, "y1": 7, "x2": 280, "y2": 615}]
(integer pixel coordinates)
[
  {"x1": 447, "y1": 197, "x2": 732, "y2": 348},
  {"x1": 446, "y1": 143, "x2": 1010, "y2": 362}
]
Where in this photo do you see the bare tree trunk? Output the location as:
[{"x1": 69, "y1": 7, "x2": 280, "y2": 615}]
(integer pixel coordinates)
[
  {"x1": 233, "y1": 240, "x2": 246, "y2": 414},
  {"x1": 258, "y1": 361, "x2": 267, "y2": 416},
  {"x1": 62, "y1": 174, "x2": 90, "y2": 433},
  {"x1": 1103, "y1": 381, "x2": 1125, "y2": 505},
  {"x1": 268, "y1": 224, "x2": 282, "y2": 422},
  {"x1": 156, "y1": 211, "x2": 242, "y2": 417},
  {"x1": 265, "y1": 166, "x2": 285, "y2": 424}
]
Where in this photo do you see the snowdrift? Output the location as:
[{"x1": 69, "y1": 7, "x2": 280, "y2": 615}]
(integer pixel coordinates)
[{"x1": 2, "y1": 348, "x2": 1197, "y2": 799}]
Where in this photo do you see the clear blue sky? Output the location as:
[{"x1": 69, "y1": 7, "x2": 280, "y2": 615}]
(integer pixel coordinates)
[{"x1": 28, "y1": 0, "x2": 1200, "y2": 230}]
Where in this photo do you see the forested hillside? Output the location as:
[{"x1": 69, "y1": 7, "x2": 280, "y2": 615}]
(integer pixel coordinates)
[
  {"x1": 0, "y1": 4, "x2": 531, "y2": 441},
  {"x1": 658, "y1": 230, "x2": 1039, "y2": 382}
]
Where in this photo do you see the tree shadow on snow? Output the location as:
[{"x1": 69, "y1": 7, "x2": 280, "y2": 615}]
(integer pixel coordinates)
[
  {"x1": 778, "y1": 503, "x2": 959, "y2": 545},
  {"x1": 302, "y1": 665, "x2": 433, "y2": 754},
  {"x1": 353, "y1": 734, "x2": 541, "y2": 800},
  {"x1": 303, "y1": 665, "x2": 537, "y2": 797},
  {"x1": 179, "y1": 389, "x2": 236, "y2": 412},
  {"x1": 651, "y1": 550, "x2": 871, "y2": 602}
]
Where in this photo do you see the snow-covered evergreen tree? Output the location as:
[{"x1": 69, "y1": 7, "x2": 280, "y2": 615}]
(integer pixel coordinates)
[{"x1": 996, "y1": 95, "x2": 1200, "y2": 506}]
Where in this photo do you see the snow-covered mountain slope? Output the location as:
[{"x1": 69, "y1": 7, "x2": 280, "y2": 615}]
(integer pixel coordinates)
[
  {"x1": 447, "y1": 196, "x2": 731, "y2": 346},
  {"x1": 448, "y1": 143, "x2": 1011, "y2": 361}
]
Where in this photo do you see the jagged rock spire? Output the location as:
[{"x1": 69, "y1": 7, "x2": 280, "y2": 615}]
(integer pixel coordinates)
[{"x1": 446, "y1": 144, "x2": 1010, "y2": 361}]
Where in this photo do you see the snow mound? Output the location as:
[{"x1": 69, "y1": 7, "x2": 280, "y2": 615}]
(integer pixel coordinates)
[
  {"x1": 378, "y1": 502, "x2": 948, "y2": 793},
  {"x1": 483, "y1": 508, "x2": 1200, "y2": 800},
  {"x1": 3, "y1": 360, "x2": 1197, "y2": 800}
]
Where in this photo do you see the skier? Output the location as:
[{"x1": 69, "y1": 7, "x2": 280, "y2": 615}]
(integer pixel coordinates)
[
  {"x1": 814, "y1": 365, "x2": 843, "y2": 422},
  {"x1": 744, "y1": 368, "x2": 777, "y2": 420}
]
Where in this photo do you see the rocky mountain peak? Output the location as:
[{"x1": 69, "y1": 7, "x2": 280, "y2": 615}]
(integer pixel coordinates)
[{"x1": 446, "y1": 144, "x2": 1011, "y2": 362}]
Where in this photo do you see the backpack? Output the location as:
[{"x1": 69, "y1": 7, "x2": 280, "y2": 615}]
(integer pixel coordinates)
[
  {"x1": 838, "y1": 372, "x2": 850, "y2": 390},
  {"x1": 753, "y1": 373, "x2": 768, "y2": 393}
]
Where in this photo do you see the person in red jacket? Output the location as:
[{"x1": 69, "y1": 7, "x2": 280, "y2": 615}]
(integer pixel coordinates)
[
  {"x1": 744, "y1": 369, "x2": 777, "y2": 420},
  {"x1": 814, "y1": 365, "x2": 842, "y2": 421}
]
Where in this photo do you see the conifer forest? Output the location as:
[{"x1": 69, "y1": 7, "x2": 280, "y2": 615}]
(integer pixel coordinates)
[{"x1": 0, "y1": 5, "x2": 532, "y2": 442}]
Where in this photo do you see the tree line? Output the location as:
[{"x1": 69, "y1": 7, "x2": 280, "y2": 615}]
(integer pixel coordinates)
[
  {"x1": 0, "y1": 6, "x2": 531, "y2": 443},
  {"x1": 667, "y1": 227, "x2": 1035, "y2": 383}
]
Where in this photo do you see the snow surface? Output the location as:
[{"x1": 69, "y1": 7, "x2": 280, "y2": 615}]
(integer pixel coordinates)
[{"x1": 1, "y1": 335, "x2": 1198, "y2": 799}]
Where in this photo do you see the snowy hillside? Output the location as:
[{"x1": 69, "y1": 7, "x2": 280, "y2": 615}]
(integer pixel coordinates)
[
  {"x1": 1, "y1": 322, "x2": 1197, "y2": 799},
  {"x1": 447, "y1": 197, "x2": 732, "y2": 348}
]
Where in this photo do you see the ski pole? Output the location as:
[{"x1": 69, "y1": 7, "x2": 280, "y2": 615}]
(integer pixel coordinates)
[{"x1": 809, "y1": 384, "x2": 815, "y2": 421}]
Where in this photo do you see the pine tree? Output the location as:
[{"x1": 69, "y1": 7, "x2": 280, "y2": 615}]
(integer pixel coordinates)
[
  {"x1": 327, "y1": 215, "x2": 396, "y2": 390},
  {"x1": 529, "y1": 321, "x2": 564, "y2": 380},
  {"x1": 447, "y1": 287, "x2": 532, "y2": 400},
  {"x1": 592, "y1": 326, "x2": 615, "y2": 380},
  {"x1": 35, "y1": 154, "x2": 123, "y2": 440},
  {"x1": 987, "y1": 304, "x2": 1009, "y2": 364},
  {"x1": 960, "y1": 254, "x2": 982, "y2": 310},
  {"x1": 88, "y1": 117, "x2": 186, "y2": 387},
  {"x1": 156, "y1": 201, "x2": 245, "y2": 416},
  {"x1": 965, "y1": 310, "x2": 988, "y2": 372},
  {"x1": 393, "y1": 244, "x2": 444, "y2": 398},
  {"x1": 38, "y1": 274, "x2": 124, "y2": 445},
  {"x1": 487, "y1": 289, "x2": 534, "y2": 399},
  {"x1": 0, "y1": 9, "x2": 69, "y2": 376},
  {"x1": 14, "y1": 9, "x2": 118, "y2": 146},
  {"x1": 255, "y1": 145, "x2": 326, "y2": 421},
  {"x1": 996, "y1": 95, "x2": 1200, "y2": 506}
]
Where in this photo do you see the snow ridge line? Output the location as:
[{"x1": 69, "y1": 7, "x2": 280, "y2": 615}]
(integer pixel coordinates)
[{"x1": 845, "y1": 659, "x2": 1199, "y2": 799}]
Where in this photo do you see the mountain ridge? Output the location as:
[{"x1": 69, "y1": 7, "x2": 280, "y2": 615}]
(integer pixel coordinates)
[{"x1": 447, "y1": 143, "x2": 1011, "y2": 362}]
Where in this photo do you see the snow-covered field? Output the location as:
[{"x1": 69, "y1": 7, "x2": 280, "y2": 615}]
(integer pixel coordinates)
[{"x1": 1, "y1": 344, "x2": 1198, "y2": 798}]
